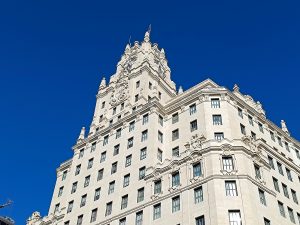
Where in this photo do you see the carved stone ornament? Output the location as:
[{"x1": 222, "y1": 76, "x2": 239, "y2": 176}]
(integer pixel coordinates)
[
  {"x1": 185, "y1": 134, "x2": 206, "y2": 150},
  {"x1": 221, "y1": 144, "x2": 233, "y2": 155},
  {"x1": 110, "y1": 72, "x2": 129, "y2": 106},
  {"x1": 241, "y1": 135, "x2": 261, "y2": 155}
]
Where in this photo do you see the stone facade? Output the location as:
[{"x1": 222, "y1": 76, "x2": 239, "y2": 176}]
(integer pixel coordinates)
[{"x1": 27, "y1": 30, "x2": 300, "y2": 225}]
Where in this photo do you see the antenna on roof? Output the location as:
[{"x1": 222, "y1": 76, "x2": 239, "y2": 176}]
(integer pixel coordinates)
[{"x1": 128, "y1": 35, "x2": 132, "y2": 47}]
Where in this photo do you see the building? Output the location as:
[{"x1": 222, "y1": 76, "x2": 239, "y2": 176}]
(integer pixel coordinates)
[
  {"x1": 27, "y1": 30, "x2": 300, "y2": 225},
  {"x1": 0, "y1": 216, "x2": 14, "y2": 225}
]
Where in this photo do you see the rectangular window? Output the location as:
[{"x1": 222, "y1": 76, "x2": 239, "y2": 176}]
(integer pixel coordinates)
[
  {"x1": 137, "y1": 188, "x2": 145, "y2": 202},
  {"x1": 67, "y1": 201, "x2": 73, "y2": 213},
  {"x1": 58, "y1": 186, "x2": 63, "y2": 197},
  {"x1": 127, "y1": 137, "x2": 134, "y2": 148},
  {"x1": 172, "y1": 171, "x2": 180, "y2": 187},
  {"x1": 140, "y1": 148, "x2": 147, "y2": 160},
  {"x1": 172, "y1": 196, "x2": 180, "y2": 213},
  {"x1": 136, "y1": 211, "x2": 143, "y2": 225},
  {"x1": 119, "y1": 218, "x2": 126, "y2": 225},
  {"x1": 123, "y1": 174, "x2": 130, "y2": 187},
  {"x1": 77, "y1": 215, "x2": 83, "y2": 225},
  {"x1": 114, "y1": 144, "x2": 120, "y2": 156},
  {"x1": 141, "y1": 130, "x2": 148, "y2": 142},
  {"x1": 172, "y1": 146, "x2": 179, "y2": 157},
  {"x1": 90, "y1": 208, "x2": 98, "y2": 223},
  {"x1": 268, "y1": 156, "x2": 275, "y2": 169},
  {"x1": 54, "y1": 203, "x2": 60, "y2": 213},
  {"x1": 277, "y1": 162, "x2": 284, "y2": 175},
  {"x1": 84, "y1": 175, "x2": 90, "y2": 187},
  {"x1": 75, "y1": 164, "x2": 81, "y2": 176},
  {"x1": 295, "y1": 149, "x2": 300, "y2": 159},
  {"x1": 105, "y1": 202, "x2": 112, "y2": 216},
  {"x1": 135, "y1": 94, "x2": 139, "y2": 102},
  {"x1": 158, "y1": 115, "x2": 163, "y2": 126},
  {"x1": 125, "y1": 155, "x2": 132, "y2": 167},
  {"x1": 211, "y1": 98, "x2": 220, "y2": 108},
  {"x1": 272, "y1": 177, "x2": 280, "y2": 192},
  {"x1": 225, "y1": 181, "x2": 238, "y2": 196},
  {"x1": 286, "y1": 168, "x2": 293, "y2": 181},
  {"x1": 258, "y1": 122, "x2": 264, "y2": 133},
  {"x1": 285, "y1": 142, "x2": 290, "y2": 152},
  {"x1": 277, "y1": 137, "x2": 283, "y2": 146},
  {"x1": 121, "y1": 195, "x2": 128, "y2": 209},
  {"x1": 87, "y1": 158, "x2": 94, "y2": 169},
  {"x1": 228, "y1": 210, "x2": 242, "y2": 225},
  {"x1": 158, "y1": 131, "x2": 163, "y2": 143},
  {"x1": 154, "y1": 180, "x2": 162, "y2": 194},
  {"x1": 195, "y1": 216, "x2": 205, "y2": 225},
  {"x1": 213, "y1": 115, "x2": 222, "y2": 125},
  {"x1": 291, "y1": 189, "x2": 298, "y2": 204},
  {"x1": 71, "y1": 182, "x2": 77, "y2": 194},
  {"x1": 158, "y1": 92, "x2": 162, "y2": 99},
  {"x1": 251, "y1": 131, "x2": 256, "y2": 140},
  {"x1": 189, "y1": 104, "x2": 197, "y2": 115},
  {"x1": 240, "y1": 124, "x2": 246, "y2": 135},
  {"x1": 278, "y1": 201, "x2": 285, "y2": 217},
  {"x1": 157, "y1": 149, "x2": 163, "y2": 162},
  {"x1": 80, "y1": 194, "x2": 87, "y2": 207},
  {"x1": 264, "y1": 218, "x2": 270, "y2": 225},
  {"x1": 109, "y1": 119, "x2": 113, "y2": 127},
  {"x1": 78, "y1": 149, "x2": 84, "y2": 159},
  {"x1": 112, "y1": 107, "x2": 116, "y2": 115},
  {"x1": 121, "y1": 103, "x2": 124, "y2": 110},
  {"x1": 282, "y1": 183, "x2": 289, "y2": 198},
  {"x1": 270, "y1": 131, "x2": 275, "y2": 141},
  {"x1": 142, "y1": 114, "x2": 149, "y2": 125},
  {"x1": 222, "y1": 156, "x2": 234, "y2": 171},
  {"x1": 288, "y1": 207, "x2": 296, "y2": 223},
  {"x1": 91, "y1": 142, "x2": 96, "y2": 152},
  {"x1": 172, "y1": 129, "x2": 179, "y2": 141},
  {"x1": 108, "y1": 181, "x2": 115, "y2": 194},
  {"x1": 297, "y1": 213, "x2": 300, "y2": 224},
  {"x1": 153, "y1": 203, "x2": 161, "y2": 220},
  {"x1": 94, "y1": 188, "x2": 101, "y2": 201},
  {"x1": 97, "y1": 169, "x2": 104, "y2": 181},
  {"x1": 136, "y1": 81, "x2": 140, "y2": 88},
  {"x1": 248, "y1": 115, "x2": 254, "y2": 126},
  {"x1": 214, "y1": 132, "x2": 224, "y2": 141},
  {"x1": 190, "y1": 120, "x2": 198, "y2": 131},
  {"x1": 194, "y1": 186, "x2": 203, "y2": 203},
  {"x1": 103, "y1": 135, "x2": 109, "y2": 146},
  {"x1": 238, "y1": 107, "x2": 243, "y2": 118},
  {"x1": 193, "y1": 162, "x2": 202, "y2": 177},
  {"x1": 111, "y1": 162, "x2": 118, "y2": 174},
  {"x1": 101, "y1": 101, "x2": 105, "y2": 108},
  {"x1": 254, "y1": 164, "x2": 261, "y2": 179},
  {"x1": 100, "y1": 151, "x2": 106, "y2": 163},
  {"x1": 62, "y1": 171, "x2": 67, "y2": 181},
  {"x1": 139, "y1": 167, "x2": 146, "y2": 180},
  {"x1": 129, "y1": 121, "x2": 135, "y2": 132},
  {"x1": 116, "y1": 128, "x2": 121, "y2": 139},
  {"x1": 172, "y1": 113, "x2": 179, "y2": 124},
  {"x1": 259, "y1": 189, "x2": 267, "y2": 206}
]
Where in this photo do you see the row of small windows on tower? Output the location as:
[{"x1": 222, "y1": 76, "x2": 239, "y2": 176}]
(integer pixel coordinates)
[
  {"x1": 272, "y1": 176, "x2": 299, "y2": 204},
  {"x1": 268, "y1": 155, "x2": 294, "y2": 182},
  {"x1": 277, "y1": 201, "x2": 300, "y2": 224}
]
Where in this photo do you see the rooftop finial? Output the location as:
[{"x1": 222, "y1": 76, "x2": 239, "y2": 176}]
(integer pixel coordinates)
[
  {"x1": 233, "y1": 84, "x2": 240, "y2": 92},
  {"x1": 144, "y1": 25, "x2": 151, "y2": 42},
  {"x1": 99, "y1": 77, "x2": 106, "y2": 90},
  {"x1": 281, "y1": 120, "x2": 290, "y2": 135},
  {"x1": 178, "y1": 86, "x2": 184, "y2": 94},
  {"x1": 77, "y1": 127, "x2": 85, "y2": 141}
]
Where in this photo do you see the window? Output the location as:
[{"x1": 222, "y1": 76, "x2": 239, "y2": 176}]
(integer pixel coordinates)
[
  {"x1": 172, "y1": 171, "x2": 180, "y2": 187},
  {"x1": 71, "y1": 182, "x2": 77, "y2": 194},
  {"x1": 285, "y1": 142, "x2": 290, "y2": 152},
  {"x1": 80, "y1": 194, "x2": 87, "y2": 207},
  {"x1": 189, "y1": 104, "x2": 197, "y2": 115},
  {"x1": 99, "y1": 115, "x2": 103, "y2": 122},
  {"x1": 140, "y1": 148, "x2": 147, "y2": 160},
  {"x1": 277, "y1": 162, "x2": 284, "y2": 175},
  {"x1": 123, "y1": 174, "x2": 130, "y2": 187},
  {"x1": 172, "y1": 196, "x2": 180, "y2": 212},
  {"x1": 278, "y1": 201, "x2": 285, "y2": 217},
  {"x1": 62, "y1": 171, "x2": 67, "y2": 181},
  {"x1": 225, "y1": 181, "x2": 238, "y2": 196},
  {"x1": 94, "y1": 188, "x2": 101, "y2": 201},
  {"x1": 286, "y1": 168, "x2": 293, "y2": 181},
  {"x1": 129, "y1": 121, "x2": 135, "y2": 132},
  {"x1": 136, "y1": 211, "x2": 143, "y2": 225},
  {"x1": 77, "y1": 215, "x2": 83, "y2": 225},
  {"x1": 137, "y1": 188, "x2": 144, "y2": 202},
  {"x1": 270, "y1": 131, "x2": 275, "y2": 141},
  {"x1": 172, "y1": 129, "x2": 179, "y2": 141},
  {"x1": 211, "y1": 98, "x2": 220, "y2": 108},
  {"x1": 90, "y1": 208, "x2": 98, "y2": 223},
  {"x1": 116, "y1": 128, "x2": 121, "y2": 139},
  {"x1": 264, "y1": 218, "x2": 270, "y2": 225},
  {"x1": 297, "y1": 213, "x2": 300, "y2": 224},
  {"x1": 149, "y1": 82, "x2": 153, "y2": 89},
  {"x1": 78, "y1": 149, "x2": 84, "y2": 159},
  {"x1": 258, "y1": 189, "x2": 266, "y2": 206},
  {"x1": 108, "y1": 181, "x2": 115, "y2": 194},
  {"x1": 101, "y1": 101, "x2": 105, "y2": 109},
  {"x1": 121, "y1": 103, "x2": 124, "y2": 110},
  {"x1": 195, "y1": 216, "x2": 205, "y2": 225},
  {"x1": 97, "y1": 169, "x2": 104, "y2": 181},
  {"x1": 238, "y1": 108, "x2": 243, "y2": 118},
  {"x1": 158, "y1": 115, "x2": 163, "y2": 126},
  {"x1": 67, "y1": 201, "x2": 73, "y2": 213},
  {"x1": 172, "y1": 113, "x2": 179, "y2": 124},
  {"x1": 193, "y1": 162, "x2": 202, "y2": 177},
  {"x1": 125, "y1": 155, "x2": 132, "y2": 167},
  {"x1": 105, "y1": 202, "x2": 112, "y2": 216},
  {"x1": 87, "y1": 158, "x2": 94, "y2": 169},
  {"x1": 111, "y1": 162, "x2": 118, "y2": 174},
  {"x1": 158, "y1": 131, "x2": 163, "y2": 143},
  {"x1": 288, "y1": 207, "x2": 296, "y2": 223},
  {"x1": 214, "y1": 132, "x2": 224, "y2": 141},
  {"x1": 254, "y1": 164, "x2": 261, "y2": 179},
  {"x1": 194, "y1": 186, "x2": 203, "y2": 203},
  {"x1": 109, "y1": 119, "x2": 113, "y2": 126},
  {"x1": 295, "y1": 149, "x2": 300, "y2": 159},
  {"x1": 135, "y1": 94, "x2": 139, "y2": 102},
  {"x1": 142, "y1": 114, "x2": 149, "y2": 125},
  {"x1": 58, "y1": 186, "x2": 63, "y2": 197},
  {"x1": 139, "y1": 167, "x2": 146, "y2": 180},
  {"x1": 113, "y1": 144, "x2": 120, "y2": 156},
  {"x1": 282, "y1": 183, "x2": 289, "y2": 198},
  {"x1": 277, "y1": 137, "x2": 283, "y2": 146},
  {"x1": 153, "y1": 203, "x2": 161, "y2": 220},
  {"x1": 54, "y1": 203, "x2": 60, "y2": 214},
  {"x1": 213, "y1": 115, "x2": 222, "y2": 125},
  {"x1": 100, "y1": 151, "x2": 106, "y2": 163},
  {"x1": 240, "y1": 124, "x2": 246, "y2": 135},
  {"x1": 291, "y1": 189, "x2": 298, "y2": 204},
  {"x1": 158, "y1": 92, "x2": 162, "y2": 99},
  {"x1": 141, "y1": 130, "x2": 148, "y2": 142},
  {"x1": 222, "y1": 156, "x2": 234, "y2": 171},
  {"x1": 91, "y1": 142, "x2": 96, "y2": 152},
  {"x1": 172, "y1": 146, "x2": 179, "y2": 157},
  {"x1": 136, "y1": 81, "x2": 140, "y2": 88},
  {"x1": 75, "y1": 165, "x2": 81, "y2": 176},
  {"x1": 112, "y1": 107, "x2": 116, "y2": 115},
  {"x1": 64, "y1": 221, "x2": 70, "y2": 225},
  {"x1": 103, "y1": 135, "x2": 109, "y2": 146},
  {"x1": 251, "y1": 131, "x2": 256, "y2": 140},
  {"x1": 248, "y1": 115, "x2": 254, "y2": 126},
  {"x1": 154, "y1": 180, "x2": 162, "y2": 194},
  {"x1": 121, "y1": 195, "x2": 128, "y2": 209},
  {"x1": 258, "y1": 123, "x2": 264, "y2": 133},
  {"x1": 272, "y1": 177, "x2": 280, "y2": 192},
  {"x1": 268, "y1": 156, "x2": 275, "y2": 169},
  {"x1": 228, "y1": 210, "x2": 242, "y2": 225},
  {"x1": 190, "y1": 120, "x2": 198, "y2": 131},
  {"x1": 157, "y1": 149, "x2": 163, "y2": 162},
  {"x1": 84, "y1": 175, "x2": 90, "y2": 187}
]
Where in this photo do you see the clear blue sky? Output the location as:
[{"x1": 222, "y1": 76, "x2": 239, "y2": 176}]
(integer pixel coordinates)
[{"x1": 1, "y1": 0, "x2": 300, "y2": 224}]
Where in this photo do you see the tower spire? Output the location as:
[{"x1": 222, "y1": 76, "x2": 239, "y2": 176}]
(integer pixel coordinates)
[{"x1": 144, "y1": 25, "x2": 151, "y2": 43}]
